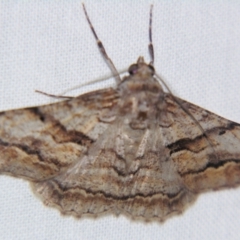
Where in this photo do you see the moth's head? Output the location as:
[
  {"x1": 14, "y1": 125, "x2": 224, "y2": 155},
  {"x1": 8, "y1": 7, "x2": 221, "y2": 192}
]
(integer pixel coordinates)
[
  {"x1": 128, "y1": 57, "x2": 155, "y2": 77},
  {"x1": 118, "y1": 56, "x2": 161, "y2": 95}
]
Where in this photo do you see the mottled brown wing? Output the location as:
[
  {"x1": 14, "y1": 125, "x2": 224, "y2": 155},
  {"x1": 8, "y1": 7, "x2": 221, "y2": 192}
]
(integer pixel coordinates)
[
  {"x1": 1, "y1": 88, "x2": 240, "y2": 222},
  {"x1": 173, "y1": 96, "x2": 240, "y2": 192},
  {"x1": 30, "y1": 94, "x2": 240, "y2": 222},
  {"x1": 0, "y1": 87, "x2": 118, "y2": 181}
]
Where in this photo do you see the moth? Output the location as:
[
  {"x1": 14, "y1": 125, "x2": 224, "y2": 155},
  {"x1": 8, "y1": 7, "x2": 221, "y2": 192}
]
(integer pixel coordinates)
[{"x1": 0, "y1": 4, "x2": 240, "y2": 223}]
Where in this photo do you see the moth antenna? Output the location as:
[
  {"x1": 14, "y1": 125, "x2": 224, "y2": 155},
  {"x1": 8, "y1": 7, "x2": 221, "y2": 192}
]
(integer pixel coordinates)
[
  {"x1": 148, "y1": 4, "x2": 154, "y2": 65},
  {"x1": 82, "y1": 3, "x2": 121, "y2": 84}
]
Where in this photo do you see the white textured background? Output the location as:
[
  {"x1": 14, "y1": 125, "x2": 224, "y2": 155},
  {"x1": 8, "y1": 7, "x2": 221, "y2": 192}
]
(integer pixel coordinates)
[{"x1": 1, "y1": 1, "x2": 240, "y2": 240}]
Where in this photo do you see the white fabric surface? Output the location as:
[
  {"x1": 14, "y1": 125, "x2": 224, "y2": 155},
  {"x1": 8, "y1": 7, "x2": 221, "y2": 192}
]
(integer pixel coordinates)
[{"x1": 1, "y1": 1, "x2": 240, "y2": 240}]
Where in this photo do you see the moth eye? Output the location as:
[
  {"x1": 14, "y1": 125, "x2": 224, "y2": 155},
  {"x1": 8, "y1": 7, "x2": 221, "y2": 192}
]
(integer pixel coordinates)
[
  {"x1": 128, "y1": 64, "x2": 139, "y2": 75},
  {"x1": 148, "y1": 64, "x2": 155, "y2": 75}
]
